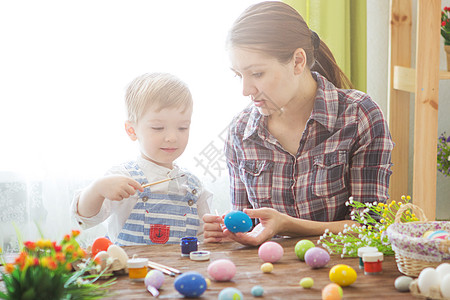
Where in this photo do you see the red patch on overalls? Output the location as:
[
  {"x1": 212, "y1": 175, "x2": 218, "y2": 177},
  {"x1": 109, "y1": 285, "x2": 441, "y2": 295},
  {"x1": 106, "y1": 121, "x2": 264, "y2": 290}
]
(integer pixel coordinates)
[{"x1": 150, "y1": 224, "x2": 170, "y2": 244}]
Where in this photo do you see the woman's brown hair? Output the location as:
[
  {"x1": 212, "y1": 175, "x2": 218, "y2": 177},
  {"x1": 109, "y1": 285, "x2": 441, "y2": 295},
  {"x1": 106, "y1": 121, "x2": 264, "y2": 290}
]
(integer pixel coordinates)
[{"x1": 226, "y1": 1, "x2": 353, "y2": 89}]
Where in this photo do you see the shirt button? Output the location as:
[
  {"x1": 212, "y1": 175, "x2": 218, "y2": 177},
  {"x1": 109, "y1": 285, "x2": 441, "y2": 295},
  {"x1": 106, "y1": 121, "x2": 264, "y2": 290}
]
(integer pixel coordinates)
[
  {"x1": 188, "y1": 200, "x2": 194, "y2": 206},
  {"x1": 142, "y1": 196, "x2": 149, "y2": 202},
  {"x1": 192, "y1": 189, "x2": 197, "y2": 195}
]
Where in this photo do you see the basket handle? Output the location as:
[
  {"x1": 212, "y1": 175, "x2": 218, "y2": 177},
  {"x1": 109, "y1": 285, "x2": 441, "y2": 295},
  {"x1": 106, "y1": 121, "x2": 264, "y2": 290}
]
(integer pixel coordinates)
[{"x1": 394, "y1": 203, "x2": 428, "y2": 223}]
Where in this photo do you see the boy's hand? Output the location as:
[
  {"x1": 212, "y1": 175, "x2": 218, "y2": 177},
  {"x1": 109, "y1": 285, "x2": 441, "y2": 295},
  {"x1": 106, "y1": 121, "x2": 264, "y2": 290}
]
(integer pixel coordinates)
[
  {"x1": 94, "y1": 175, "x2": 143, "y2": 201},
  {"x1": 203, "y1": 214, "x2": 233, "y2": 243}
]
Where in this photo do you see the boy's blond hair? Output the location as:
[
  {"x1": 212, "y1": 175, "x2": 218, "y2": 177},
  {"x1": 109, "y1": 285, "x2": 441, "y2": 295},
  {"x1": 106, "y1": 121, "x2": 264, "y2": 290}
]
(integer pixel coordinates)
[{"x1": 125, "y1": 72, "x2": 193, "y2": 124}]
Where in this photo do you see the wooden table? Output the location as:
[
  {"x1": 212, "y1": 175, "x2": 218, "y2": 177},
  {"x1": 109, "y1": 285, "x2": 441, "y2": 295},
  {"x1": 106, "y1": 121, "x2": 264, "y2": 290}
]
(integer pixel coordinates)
[{"x1": 104, "y1": 237, "x2": 414, "y2": 299}]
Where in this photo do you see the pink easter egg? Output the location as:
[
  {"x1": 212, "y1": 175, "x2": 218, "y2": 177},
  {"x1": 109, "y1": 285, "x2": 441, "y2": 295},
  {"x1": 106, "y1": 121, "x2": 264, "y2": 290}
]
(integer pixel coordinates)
[
  {"x1": 258, "y1": 241, "x2": 284, "y2": 263},
  {"x1": 304, "y1": 247, "x2": 330, "y2": 269},
  {"x1": 207, "y1": 259, "x2": 236, "y2": 281}
]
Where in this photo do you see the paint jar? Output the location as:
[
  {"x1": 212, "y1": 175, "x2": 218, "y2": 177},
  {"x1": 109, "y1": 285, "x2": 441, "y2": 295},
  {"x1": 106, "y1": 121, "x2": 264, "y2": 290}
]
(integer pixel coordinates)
[
  {"x1": 357, "y1": 246, "x2": 378, "y2": 269},
  {"x1": 127, "y1": 256, "x2": 148, "y2": 281},
  {"x1": 180, "y1": 237, "x2": 198, "y2": 257},
  {"x1": 363, "y1": 252, "x2": 383, "y2": 275}
]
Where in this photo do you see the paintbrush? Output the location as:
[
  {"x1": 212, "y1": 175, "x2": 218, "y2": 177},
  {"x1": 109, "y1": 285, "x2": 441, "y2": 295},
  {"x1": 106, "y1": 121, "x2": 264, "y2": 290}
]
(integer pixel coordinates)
[{"x1": 142, "y1": 174, "x2": 185, "y2": 189}]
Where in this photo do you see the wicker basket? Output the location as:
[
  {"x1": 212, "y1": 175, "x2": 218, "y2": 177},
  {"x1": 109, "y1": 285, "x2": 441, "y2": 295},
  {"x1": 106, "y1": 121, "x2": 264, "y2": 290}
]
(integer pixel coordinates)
[{"x1": 386, "y1": 203, "x2": 450, "y2": 277}]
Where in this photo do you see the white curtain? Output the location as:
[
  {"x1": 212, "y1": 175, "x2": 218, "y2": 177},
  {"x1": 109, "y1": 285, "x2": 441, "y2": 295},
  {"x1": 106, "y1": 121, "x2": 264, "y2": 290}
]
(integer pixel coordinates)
[{"x1": 0, "y1": 0, "x2": 261, "y2": 252}]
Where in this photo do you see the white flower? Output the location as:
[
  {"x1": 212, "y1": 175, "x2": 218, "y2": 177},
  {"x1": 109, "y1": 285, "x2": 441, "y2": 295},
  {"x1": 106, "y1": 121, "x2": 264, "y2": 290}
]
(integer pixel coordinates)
[
  {"x1": 448, "y1": 155, "x2": 450, "y2": 161},
  {"x1": 324, "y1": 229, "x2": 329, "y2": 233},
  {"x1": 349, "y1": 196, "x2": 354, "y2": 204},
  {"x1": 96, "y1": 264, "x2": 102, "y2": 272},
  {"x1": 341, "y1": 254, "x2": 345, "y2": 258},
  {"x1": 77, "y1": 262, "x2": 87, "y2": 270},
  {"x1": 345, "y1": 201, "x2": 350, "y2": 206},
  {"x1": 344, "y1": 224, "x2": 348, "y2": 228},
  {"x1": 76, "y1": 278, "x2": 84, "y2": 286},
  {"x1": 373, "y1": 201, "x2": 378, "y2": 206}
]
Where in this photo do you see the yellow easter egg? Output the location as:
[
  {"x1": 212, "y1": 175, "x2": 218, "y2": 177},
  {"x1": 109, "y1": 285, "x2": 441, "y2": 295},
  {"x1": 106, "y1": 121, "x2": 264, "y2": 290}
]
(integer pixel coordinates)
[
  {"x1": 261, "y1": 262, "x2": 274, "y2": 273},
  {"x1": 329, "y1": 264, "x2": 357, "y2": 287}
]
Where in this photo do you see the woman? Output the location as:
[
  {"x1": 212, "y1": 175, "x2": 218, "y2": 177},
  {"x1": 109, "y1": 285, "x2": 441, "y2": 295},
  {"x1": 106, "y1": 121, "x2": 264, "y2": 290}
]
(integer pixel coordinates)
[{"x1": 203, "y1": 1, "x2": 393, "y2": 246}]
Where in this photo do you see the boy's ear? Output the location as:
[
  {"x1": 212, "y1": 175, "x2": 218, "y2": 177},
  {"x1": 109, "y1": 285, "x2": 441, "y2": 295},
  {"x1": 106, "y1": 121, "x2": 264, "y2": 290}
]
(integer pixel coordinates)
[{"x1": 125, "y1": 121, "x2": 137, "y2": 141}]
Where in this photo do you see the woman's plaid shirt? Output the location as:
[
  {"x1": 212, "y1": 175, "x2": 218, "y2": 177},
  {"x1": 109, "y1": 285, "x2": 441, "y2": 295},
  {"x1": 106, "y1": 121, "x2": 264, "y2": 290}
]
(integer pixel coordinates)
[{"x1": 225, "y1": 73, "x2": 393, "y2": 221}]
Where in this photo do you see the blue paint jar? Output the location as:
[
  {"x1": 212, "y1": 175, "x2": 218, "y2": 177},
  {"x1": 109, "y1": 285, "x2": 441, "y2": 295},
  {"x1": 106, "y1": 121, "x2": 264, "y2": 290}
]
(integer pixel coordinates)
[{"x1": 180, "y1": 237, "x2": 198, "y2": 257}]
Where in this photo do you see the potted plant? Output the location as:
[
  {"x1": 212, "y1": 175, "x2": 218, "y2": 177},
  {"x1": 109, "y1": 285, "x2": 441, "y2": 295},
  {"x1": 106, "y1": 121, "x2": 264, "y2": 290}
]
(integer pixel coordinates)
[{"x1": 441, "y1": 7, "x2": 450, "y2": 71}]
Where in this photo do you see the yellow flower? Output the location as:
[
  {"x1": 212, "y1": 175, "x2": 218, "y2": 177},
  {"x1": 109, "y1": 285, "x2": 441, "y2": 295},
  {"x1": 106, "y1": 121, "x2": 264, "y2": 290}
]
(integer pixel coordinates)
[
  {"x1": 380, "y1": 219, "x2": 385, "y2": 223},
  {"x1": 406, "y1": 195, "x2": 411, "y2": 201}
]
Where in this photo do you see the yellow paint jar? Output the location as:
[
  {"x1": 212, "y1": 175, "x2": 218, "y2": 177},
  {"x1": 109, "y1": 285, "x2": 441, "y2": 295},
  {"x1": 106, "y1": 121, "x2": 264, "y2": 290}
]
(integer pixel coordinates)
[{"x1": 127, "y1": 256, "x2": 148, "y2": 281}]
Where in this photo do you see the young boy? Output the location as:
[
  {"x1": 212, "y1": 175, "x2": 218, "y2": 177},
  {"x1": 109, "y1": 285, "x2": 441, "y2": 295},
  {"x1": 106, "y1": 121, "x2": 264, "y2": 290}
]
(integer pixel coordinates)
[{"x1": 71, "y1": 72, "x2": 212, "y2": 245}]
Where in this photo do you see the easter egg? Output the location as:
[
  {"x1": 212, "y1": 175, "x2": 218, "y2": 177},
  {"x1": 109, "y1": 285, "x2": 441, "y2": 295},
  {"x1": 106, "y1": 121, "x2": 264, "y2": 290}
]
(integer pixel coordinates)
[
  {"x1": 394, "y1": 275, "x2": 413, "y2": 292},
  {"x1": 425, "y1": 230, "x2": 450, "y2": 240},
  {"x1": 329, "y1": 264, "x2": 357, "y2": 287},
  {"x1": 145, "y1": 270, "x2": 165, "y2": 289},
  {"x1": 174, "y1": 271, "x2": 207, "y2": 298},
  {"x1": 224, "y1": 211, "x2": 252, "y2": 233},
  {"x1": 251, "y1": 285, "x2": 264, "y2": 297},
  {"x1": 322, "y1": 283, "x2": 343, "y2": 300},
  {"x1": 295, "y1": 239, "x2": 315, "y2": 261},
  {"x1": 418, "y1": 267, "x2": 440, "y2": 295},
  {"x1": 91, "y1": 237, "x2": 113, "y2": 257},
  {"x1": 436, "y1": 263, "x2": 450, "y2": 278},
  {"x1": 304, "y1": 247, "x2": 330, "y2": 268},
  {"x1": 258, "y1": 241, "x2": 284, "y2": 263},
  {"x1": 441, "y1": 274, "x2": 450, "y2": 298},
  {"x1": 107, "y1": 245, "x2": 128, "y2": 268},
  {"x1": 261, "y1": 262, "x2": 273, "y2": 273},
  {"x1": 93, "y1": 251, "x2": 109, "y2": 270},
  {"x1": 299, "y1": 277, "x2": 314, "y2": 288},
  {"x1": 207, "y1": 259, "x2": 236, "y2": 281},
  {"x1": 218, "y1": 287, "x2": 244, "y2": 300}
]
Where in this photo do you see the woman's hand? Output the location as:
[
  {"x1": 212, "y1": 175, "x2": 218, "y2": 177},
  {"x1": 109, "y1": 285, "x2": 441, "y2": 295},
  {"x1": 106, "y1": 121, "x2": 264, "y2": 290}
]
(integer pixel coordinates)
[{"x1": 223, "y1": 207, "x2": 284, "y2": 246}]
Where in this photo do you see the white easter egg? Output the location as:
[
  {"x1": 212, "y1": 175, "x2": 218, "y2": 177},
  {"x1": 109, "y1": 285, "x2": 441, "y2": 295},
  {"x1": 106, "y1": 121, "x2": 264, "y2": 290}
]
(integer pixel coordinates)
[
  {"x1": 107, "y1": 245, "x2": 129, "y2": 267},
  {"x1": 436, "y1": 263, "x2": 450, "y2": 278},
  {"x1": 94, "y1": 251, "x2": 110, "y2": 270},
  {"x1": 441, "y1": 274, "x2": 450, "y2": 298},
  {"x1": 418, "y1": 267, "x2": 440, "y2": 294}
]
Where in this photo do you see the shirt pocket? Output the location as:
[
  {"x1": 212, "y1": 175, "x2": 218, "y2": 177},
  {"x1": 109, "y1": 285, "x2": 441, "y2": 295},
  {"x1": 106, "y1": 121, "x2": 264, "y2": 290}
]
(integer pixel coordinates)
[
  {"x1": 312, "y1": 151, "x2": 347, "y2": 197},
  {"x1": 239, "y1": 160, "x2": 274, "y2": 201}
]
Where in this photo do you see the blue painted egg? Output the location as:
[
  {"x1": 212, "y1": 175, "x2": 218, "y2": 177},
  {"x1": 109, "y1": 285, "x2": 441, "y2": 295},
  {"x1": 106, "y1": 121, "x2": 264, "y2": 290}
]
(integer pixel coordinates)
[
  {"x1": 218, "y1": 287, "x2": 244, "y2": 300},
  {"x1": 224, "y1": 211, "x2": 252, "y2": 233},
  {"x1": 251, "y1": 285, "x2": 264, "y2": 297},
  {"x1": 174, "y1": 271, "x2": 207, "y2": 298}
]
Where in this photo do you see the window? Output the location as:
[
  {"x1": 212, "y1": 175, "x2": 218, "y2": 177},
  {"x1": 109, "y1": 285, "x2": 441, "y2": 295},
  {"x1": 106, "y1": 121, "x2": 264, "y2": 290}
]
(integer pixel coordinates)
[{"x1": 0, "y1": 0, "x2": 261, "y2": 250}]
